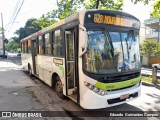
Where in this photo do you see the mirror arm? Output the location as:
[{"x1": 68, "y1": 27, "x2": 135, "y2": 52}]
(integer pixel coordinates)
[{"x1": 79, "y1": 24, "x2": 88, "y2": 57}]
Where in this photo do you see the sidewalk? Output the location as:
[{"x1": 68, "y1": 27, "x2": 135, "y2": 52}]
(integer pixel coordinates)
[
  {"x1": 0, "y1": 58, "x2": 64, "y2": 119},
  {"x1": 0, "y1": 59, "x2": 42, "y2": 111}
]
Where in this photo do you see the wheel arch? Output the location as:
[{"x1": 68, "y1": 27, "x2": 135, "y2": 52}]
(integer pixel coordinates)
[
  {"x1": 28, "y1": 63, "x2": 31, "y2": 70},
  {"x1": 51, "y1": 72, "x2": 59, "y2": 87}
]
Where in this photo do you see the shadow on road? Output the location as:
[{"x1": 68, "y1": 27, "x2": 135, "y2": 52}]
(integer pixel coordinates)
[
  {"x1": 61, "y1": 104, "x2": 150, "y2": 120},
  {"x1": 146, "y1": 93, "x2": 160, "y2": 111},
  {"x1": 142, "y1": 82, "x2": 160, "y2": 91}
]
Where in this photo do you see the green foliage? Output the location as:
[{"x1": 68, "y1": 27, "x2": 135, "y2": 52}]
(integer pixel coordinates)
[
  {"x1": 5, "y1": 40, "x2": 20, "y2": 51},
  {"x1": 15, "y1": 18, "x2": 41, "y2": 40},
  {"x1": 15, "y1": 27, "x2": 27, "y2": 40},
  {"x1": 12, "y1": 0, "x2": 125, "y2": 49},
  {"x1": 141, "y1": 75, "x2": 152, "y2": 83},
  {"x1": 37, "y1": 14, "x2": 57, "y2": 28},
  {"x1": 15, "y1": 16, "x2": 57, "y2": 40},
  {"x1": 84, "y1": 0, "x2": 124, "y2": 10},
  {"x1": 48, "y1": 0, "x2": 124, "y2": 20},
  {"x1": 141, "y1": 75, "x2": 160, "y2": 84},
  {"x1": 140, "y1": 39, "x2": 160, "y2": 57},
  {"x1": 154, "y1": 43, "x2": 160, "y2": 56},
  {"x1": 151, "y1": 0, "x2": 160, "y2": 18},
  {"x1": 54, "y1": 0, "x2": 84, "y2": 19},
  {"x1": 131, "y1": 0, "x2": 150, "y2": 5},
  {"x1": 24, "y1": 19, "x2": 41, "y2": 36}
]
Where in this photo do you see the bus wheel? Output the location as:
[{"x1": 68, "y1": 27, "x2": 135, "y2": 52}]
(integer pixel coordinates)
[{"x1": 55, "y1": 76, "x2": 65, "y2": 99}]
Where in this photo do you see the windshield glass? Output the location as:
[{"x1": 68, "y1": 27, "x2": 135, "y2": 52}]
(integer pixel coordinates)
[{"x1": 83, "y1": 29, "x2": 140, "y2": 74}]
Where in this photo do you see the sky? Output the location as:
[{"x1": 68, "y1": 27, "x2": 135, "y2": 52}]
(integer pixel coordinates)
[{"x1": 0, "y1": 0, "x2": 155, "y2": 39}]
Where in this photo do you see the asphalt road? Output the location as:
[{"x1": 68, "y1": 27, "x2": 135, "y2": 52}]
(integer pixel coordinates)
[{"x1": 6, "y1": 54, "x2": 160, "y2": 120}]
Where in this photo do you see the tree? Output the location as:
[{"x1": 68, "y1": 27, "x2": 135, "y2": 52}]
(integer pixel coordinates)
[
  {"x1": 84, "y1": 0, "x2": 124, "y2": 10},
  {"x1": 37, "y1": 14, "x2": 57, "y2": 29},
  {"x1": 48, "y1": 0, "x2": 124, "y2": 20},
  {"x1": 24, "y1": 18, "x2": 41, "y2": 36},
  {"x1": 14, "y1": 0, "x2": 125, "y2": 45},
  {"x1": 5, "y1": 40, "x2": 20, "y2": 51},
  {"x1": 15, "y1": 27, "x2": 27, "y2": 40},
  {"x1": 140, "y1": 39, "x2": 157, "y2": 57},
  {"x1": 15, "y1": 16, "x2": 56, "y2": 41},
  {"x1": 154, "y1": 43, "x2": 160, "y2": 56},
  {"x1": 55, "y1": 0, "x2": 84, "y2": 19},
  {"x1": 15, "y1": 18, "x2": 41, "y2": 40},
  {"x1": 151, "y1": 0, "x2": 160, "y2": 18}
]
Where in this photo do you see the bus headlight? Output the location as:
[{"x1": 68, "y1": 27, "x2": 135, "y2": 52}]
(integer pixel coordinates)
[
  {"x1": 94, "y1": 88, "x2": 100, "y2": 92},
  {"x1": 101, "y1": 91, "x2": 105, "y2": 95},
  {"x1": 84, "y1": 81, "x2": 108, "y2": 96},
  {"x1": 89, "y1": 85, "x2": 95, "y2": 90}
]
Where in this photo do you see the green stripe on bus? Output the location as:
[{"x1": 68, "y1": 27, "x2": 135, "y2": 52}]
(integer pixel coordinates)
[
  {"x1": 95, "y1": 76, "x2": 141, "y2": 90},
  {"x1": 59, "y1": 66, "x2": 64, "y2": 78}
]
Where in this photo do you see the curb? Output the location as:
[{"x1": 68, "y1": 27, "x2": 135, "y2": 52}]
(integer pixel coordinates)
[{"x1": 142, "y1": 82, "x2": 155, "y2": 87}]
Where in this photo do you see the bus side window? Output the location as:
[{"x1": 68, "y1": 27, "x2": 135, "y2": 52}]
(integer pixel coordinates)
[
  {"x1": 51, "y1": 31, "x2": 54, "y2": 55},
  {"x1": 25, "y1": 41, "x2": 28, "y2": 53},
  {"x1": 39, "y1": 36, "x2": 44, "y2": 54},
  {"x1": 44, "y1": 33, "x2": 51, "y2": 55},
  {"x1": 28, "y1": 40, "x2": 31, "y2": 53},
  {"x1": 22, "y1": 43, "x2": 25, "y2": 53},
  {"x1": 36, "y1": 37, "x2": 39, "y2": 54},
  {"x1": 53, "y1": 29, "x2": 62, "y2": 56}
]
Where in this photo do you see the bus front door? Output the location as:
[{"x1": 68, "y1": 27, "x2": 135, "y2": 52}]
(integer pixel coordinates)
[{"x1": 65, "y1": 29, "x2": 78, "y2": 102}]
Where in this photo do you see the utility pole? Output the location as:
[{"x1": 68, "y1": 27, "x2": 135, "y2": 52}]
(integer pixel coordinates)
[{"x1": 1, "y1": 12, "x2": 5, "y2": 56}]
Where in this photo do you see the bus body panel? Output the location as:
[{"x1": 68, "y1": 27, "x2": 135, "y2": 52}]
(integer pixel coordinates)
[
  {"x1": 36, "y1": 55, "x2": 66, "y2": 94},
  {"x1": 81, "y1": 81, "x2": 141, "y2": 109},
  {"x1": 21, "y1": 53, "x2": 32, "y2": 71}
]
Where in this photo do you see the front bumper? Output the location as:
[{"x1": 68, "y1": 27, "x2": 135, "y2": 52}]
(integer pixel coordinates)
[{"x1": 80, "y1": 84, "x2": 141, "y2": 109}]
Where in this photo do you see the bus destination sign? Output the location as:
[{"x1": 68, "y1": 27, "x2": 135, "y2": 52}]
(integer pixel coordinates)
[{"x1": 87, "y1": 13, "x2": 140, "y2": 29}]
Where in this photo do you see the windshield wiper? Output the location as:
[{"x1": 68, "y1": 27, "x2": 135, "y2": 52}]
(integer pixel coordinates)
[
  {"x1": 126, "y1": 30, "x2": 134, "y2": 60},
  {"x1": 104, "y1": 29, "x2": 114, "y2": 58}
]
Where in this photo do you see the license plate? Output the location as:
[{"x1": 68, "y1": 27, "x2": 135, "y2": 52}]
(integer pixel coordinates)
[{"x1": 120, "y1": 94, "x2": 129, "y2": 100}]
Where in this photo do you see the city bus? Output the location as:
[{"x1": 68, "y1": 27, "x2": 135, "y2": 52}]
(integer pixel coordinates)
[{"x1": 21, "y1": 10, "x2": 141, "y2": 109}]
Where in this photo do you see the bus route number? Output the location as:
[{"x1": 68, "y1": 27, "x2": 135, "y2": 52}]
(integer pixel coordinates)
[{"x1": 94, "y1": 14, "x2": 104, "y2": 23}]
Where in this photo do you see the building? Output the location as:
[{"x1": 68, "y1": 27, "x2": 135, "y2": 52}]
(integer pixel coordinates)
[
  {"x1": 144, "y1": 18, "x2": 160, "y2": 42},
  {"x1": 139, "y1": 23, "x2": 146, "y2": 44},
  {"x1": 141, "y1": 18, "x2": 160, "y2": 67}
]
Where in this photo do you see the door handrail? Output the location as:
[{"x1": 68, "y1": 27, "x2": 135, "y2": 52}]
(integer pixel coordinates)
[{"x1": 67, "y1": 65, "x2": 75, "y2": 76}]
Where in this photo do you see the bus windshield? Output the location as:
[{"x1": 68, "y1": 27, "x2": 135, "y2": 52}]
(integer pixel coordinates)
[{"x1": 84, "y1": 29, "x2": 140, "y2": 74}]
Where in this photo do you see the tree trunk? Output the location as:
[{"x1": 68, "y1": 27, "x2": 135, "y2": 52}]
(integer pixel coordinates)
[
  {"x1": 147, "y1": 55, "x2": 150, "y2": 68},
  {"x1": 96, "y1": 0, "x2": 100, "y2": 9}
]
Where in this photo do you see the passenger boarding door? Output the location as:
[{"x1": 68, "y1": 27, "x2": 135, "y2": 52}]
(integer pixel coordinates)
[{"x1": 65, "y1": 28, "x2": 78, "y2": 102}]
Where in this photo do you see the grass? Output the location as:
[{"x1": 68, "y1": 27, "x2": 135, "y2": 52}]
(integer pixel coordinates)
[{"x1": 141, "y1": 75, "x2": 160, "y2": 84}]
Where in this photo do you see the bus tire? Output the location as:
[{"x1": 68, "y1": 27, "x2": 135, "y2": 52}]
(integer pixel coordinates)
[
  {"x1": 28, "y1": 64, "x2": 32, "y2": 77},
  {"x1": 55, "y1": 76, "x2": 65, "y2": 99}
]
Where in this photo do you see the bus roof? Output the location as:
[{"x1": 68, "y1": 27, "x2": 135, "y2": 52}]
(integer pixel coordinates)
[{"x1": 21, "y1": 9, "x2": 139, "y2": 43}]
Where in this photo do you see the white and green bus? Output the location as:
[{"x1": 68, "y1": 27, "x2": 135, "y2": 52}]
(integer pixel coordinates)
[{"x1": 21, "y1": 10, "x2": 141, "y2": 109}]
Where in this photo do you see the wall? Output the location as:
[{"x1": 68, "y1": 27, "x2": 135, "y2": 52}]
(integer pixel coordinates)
[{"x1": 149, "y1": 56, "x2": 160, "y2": 67}]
